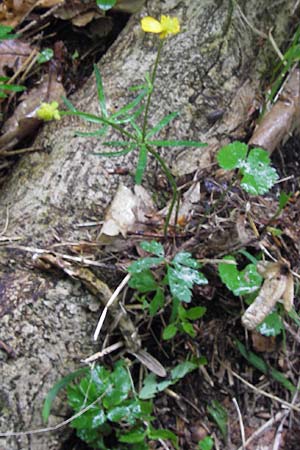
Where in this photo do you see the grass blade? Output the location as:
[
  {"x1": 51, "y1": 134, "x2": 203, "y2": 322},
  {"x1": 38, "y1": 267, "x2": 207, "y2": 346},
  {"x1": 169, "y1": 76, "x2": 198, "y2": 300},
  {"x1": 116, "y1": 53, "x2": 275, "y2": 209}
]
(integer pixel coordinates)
[
  {"x1": 42, "y1": 367, "x2": 89, "y2": 423},
  {"x1": 236, "y1": 340, "x2": 296, "y2": 393}
]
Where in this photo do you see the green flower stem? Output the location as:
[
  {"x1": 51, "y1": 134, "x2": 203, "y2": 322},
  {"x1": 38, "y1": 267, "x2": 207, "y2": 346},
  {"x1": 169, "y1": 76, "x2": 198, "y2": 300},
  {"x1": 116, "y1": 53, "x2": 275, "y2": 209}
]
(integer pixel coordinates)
[
  {"x1": 147, "y1": 145, "x2": 178, "y2": 236},
  {"x1": 142, "y1": 40, "x2": 164, "y2": 140},
  {"x1": 61, "y1": 111, "x2": 136, "y2": 141}
]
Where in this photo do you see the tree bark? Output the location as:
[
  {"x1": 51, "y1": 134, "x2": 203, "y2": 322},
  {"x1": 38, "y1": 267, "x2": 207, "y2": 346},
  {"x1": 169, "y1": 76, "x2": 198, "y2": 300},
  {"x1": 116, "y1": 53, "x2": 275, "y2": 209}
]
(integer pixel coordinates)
[{"x1": 0, "y1": 1, "x2": 297, "y2": 449}]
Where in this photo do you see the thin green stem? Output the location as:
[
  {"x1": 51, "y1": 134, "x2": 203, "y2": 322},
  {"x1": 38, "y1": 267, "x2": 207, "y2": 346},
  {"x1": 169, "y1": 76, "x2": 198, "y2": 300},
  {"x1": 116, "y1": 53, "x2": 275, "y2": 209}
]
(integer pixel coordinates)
[
  {"x1": 147, "y1": 145, "x2": 178, "y2": 237},
  {"x1": 142, "y1": 40, "x2": 164, "y2": 140}
]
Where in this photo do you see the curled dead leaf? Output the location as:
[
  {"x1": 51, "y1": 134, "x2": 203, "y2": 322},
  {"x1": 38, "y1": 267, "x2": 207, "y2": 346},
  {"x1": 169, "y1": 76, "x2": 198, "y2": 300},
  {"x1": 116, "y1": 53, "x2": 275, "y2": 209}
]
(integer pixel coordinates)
[
  {"x1": 242, "y1": 260, "x2": 294, "y2": 330},
  {"x1": 100, "y1": 184, "x2": 155, "y2": 238}
]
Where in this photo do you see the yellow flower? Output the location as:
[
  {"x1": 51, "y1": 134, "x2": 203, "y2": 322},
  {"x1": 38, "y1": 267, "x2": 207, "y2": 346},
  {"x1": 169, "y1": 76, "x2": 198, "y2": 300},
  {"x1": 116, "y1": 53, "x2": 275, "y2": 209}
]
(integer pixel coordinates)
[
  {"x1": 37, "y1": 101, "x2": 61, "y2": 121},
  {"x1": 141, "y1": 15, "x2": 180, "y2": 39}
]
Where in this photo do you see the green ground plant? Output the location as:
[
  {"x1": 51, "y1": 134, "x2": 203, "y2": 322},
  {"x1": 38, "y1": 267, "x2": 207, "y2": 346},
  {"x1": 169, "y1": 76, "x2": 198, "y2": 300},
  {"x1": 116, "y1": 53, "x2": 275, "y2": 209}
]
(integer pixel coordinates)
[
  {"x1": 59, "y1": 15, "x2": 206, "y2": 234},
  {"x1": 38, "y1": 12, "x2": 299, "y2": 450},
  {"x1": 47, "y1": 361, "x2": 178, "y2": 450},
  {"x1": 198, "y1": 436, "x2": 214, "y2": 450},
  {"x1": 217, "y1": 141, "x2": 278, "y2": 195},
  {"x1": 128, "y1": 240, "x2": 208, "y2": 339}
]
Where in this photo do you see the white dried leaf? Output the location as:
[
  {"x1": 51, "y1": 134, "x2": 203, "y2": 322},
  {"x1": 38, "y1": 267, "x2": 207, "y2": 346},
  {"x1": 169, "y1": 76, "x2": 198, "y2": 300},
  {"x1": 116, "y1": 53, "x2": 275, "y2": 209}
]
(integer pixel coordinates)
[
  {"x1": 100, "y1": 184, "x2": 154, "y2": 237},
  {"x1": 242, "y1": 261, "x2": 294, "y2": 330}
]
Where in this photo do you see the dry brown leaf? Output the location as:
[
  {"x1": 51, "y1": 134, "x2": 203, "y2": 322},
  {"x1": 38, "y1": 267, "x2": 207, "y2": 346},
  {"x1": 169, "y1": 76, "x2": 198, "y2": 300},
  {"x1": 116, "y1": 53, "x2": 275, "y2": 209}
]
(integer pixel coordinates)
[
  {"x1": 0, "y1": 39, "x2": 33, "y2": 77},
  {"x1": 0, "y1": 74, "x2": 65, "y2": 150},
  {"x1": 0, "y1": 0, "x2": 64, "y2": 26},
  {"x1": 249, "y1": 67, "x2": 300, "y2": 154},
  {"x1": 251, "y1": 331, "x2": 277, "y2": 353},
  {"x1": 100, "y1": 184, "x2": 155, "y2": 238},
  {"x1": 54, "y1": 0, "x2": 103, "y2": 26}
]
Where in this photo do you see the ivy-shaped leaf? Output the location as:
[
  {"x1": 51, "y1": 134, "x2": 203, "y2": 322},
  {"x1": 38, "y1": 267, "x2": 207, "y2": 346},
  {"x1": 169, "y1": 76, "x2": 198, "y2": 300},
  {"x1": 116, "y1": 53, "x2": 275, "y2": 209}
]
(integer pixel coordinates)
[{"x1": 217, "y1": 142, "x2": 248, "y2": 169}]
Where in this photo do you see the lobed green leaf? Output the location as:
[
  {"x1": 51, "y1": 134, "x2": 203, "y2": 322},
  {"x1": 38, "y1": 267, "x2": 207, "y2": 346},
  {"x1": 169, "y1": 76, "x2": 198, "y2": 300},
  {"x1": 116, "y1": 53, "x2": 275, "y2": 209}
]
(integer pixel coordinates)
[
  {"x1": 140, "y1": 240, "x2": 165, "y2": 257},
  {"x1": 128, "y1": 256, "x2": 164, "y2": 273}
]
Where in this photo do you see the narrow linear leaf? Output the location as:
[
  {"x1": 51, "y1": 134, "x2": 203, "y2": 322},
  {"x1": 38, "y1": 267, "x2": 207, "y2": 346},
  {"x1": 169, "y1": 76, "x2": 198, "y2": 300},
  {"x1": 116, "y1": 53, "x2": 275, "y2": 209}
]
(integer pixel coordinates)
[
  {"x1": 75, "y1": 127, "x2": 108, "y2": 137},
  {"x1": 113, "y1": 104, "x2": 145, "y2": 124},
  {"x1": 0, "y1": 84, "x2": 25, "y2": 92},
  {"x1": 207, "y1": 400, "x2": 228, "y2": 439},
  {"x1": 146, "y1": 112, "x2": 178, "y2": 139},
  {"x1": 62, "y1": 96, "x2": 77, "y2": 112},
  {"x1": 111, "y1": 90, "x2": 147, "y2": 120},
  {"x1": 130, "y1": 120, "x2": 143, "y2": 139},
  {"x1": 93, "y1": 147, "x2": 134, "y2": 157},
  {"x1": 236, "y1": 340, "x2": 296, "y2": 392},
  {"x1": 62, "y1": 110, "x2": 108, "y2": 125},
  {"x1": 135, "y1": 144, "x2": 148, "y2": 184},
  {"x1": 149, "y1": 140, "x2": 207, "y2": 148},
  {"x1": 101, "y1": 141, "x2": 136, "y2": 148},
  {"x1": 94, "y1": 65, "x2": 107, "y2": 117}
]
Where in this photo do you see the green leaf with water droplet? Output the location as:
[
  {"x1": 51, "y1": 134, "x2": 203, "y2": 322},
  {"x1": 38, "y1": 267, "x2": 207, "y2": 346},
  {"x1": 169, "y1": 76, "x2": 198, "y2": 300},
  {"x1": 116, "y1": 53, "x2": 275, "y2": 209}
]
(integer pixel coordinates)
[
  {"x1": 96, "y1": 0, "x2": 116, "y2": 10},
  {"x1": 218, "y1": 256, "x2": 262, "y2": 296},
  {"x1": 256, "y1": 311, "x2": 283, "y2": 336},
  {"x1": 240, "y1": 147, "x2": 278, "y2": 195}
]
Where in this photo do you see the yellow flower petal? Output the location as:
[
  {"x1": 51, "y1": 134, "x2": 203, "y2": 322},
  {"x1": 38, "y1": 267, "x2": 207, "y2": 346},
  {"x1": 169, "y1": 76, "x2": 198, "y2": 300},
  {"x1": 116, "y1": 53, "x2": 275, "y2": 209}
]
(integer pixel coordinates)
[
  {"x1": 159, "y1": 15, "x2": 180, "y2": 39},
  {"x1": 141, "y1": 16, "x2": 163, "y2": 34},
  {"x1": 37, "y1": 101, "x2": 61, "y2": 121}
]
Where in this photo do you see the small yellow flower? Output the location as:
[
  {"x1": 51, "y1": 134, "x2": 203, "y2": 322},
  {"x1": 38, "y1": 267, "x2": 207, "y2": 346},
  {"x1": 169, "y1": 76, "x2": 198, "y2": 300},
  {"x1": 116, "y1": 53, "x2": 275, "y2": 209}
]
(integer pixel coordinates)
[
  {"x1": 141, "y1": 15, "x2": 180, "y2": 39},
  {"x1": 37, "y1": 101, "x2": 61, "y2": 121}
]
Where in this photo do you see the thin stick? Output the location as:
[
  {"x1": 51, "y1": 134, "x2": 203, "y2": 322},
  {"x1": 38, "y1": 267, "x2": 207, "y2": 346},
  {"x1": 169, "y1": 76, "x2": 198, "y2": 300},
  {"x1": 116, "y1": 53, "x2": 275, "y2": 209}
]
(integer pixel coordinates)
[
  {"x1": 6, "y1": 245, "x2": 111, "y2": 268},
  {"x1": 230, "y1": 369, "x2": 300, "y2": 413},
  {"x1": 236, "y1": 411, "x2": 288, "y2": 450},
  {"x1": 82, "y1": 341, "x2": 124, "y2": 364},
  {"x1": 93, "y1": 273, "x2": 131, "y2": 341},
  {"x1": 233, "y1": 398, "x2": 246, "y2": 449},
  {"x1": 0, "y1": 206, "x2": 9, "y2": 236},
  {"x1": 0, "y1": 391, "x2": 106, "y2": 437}
]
